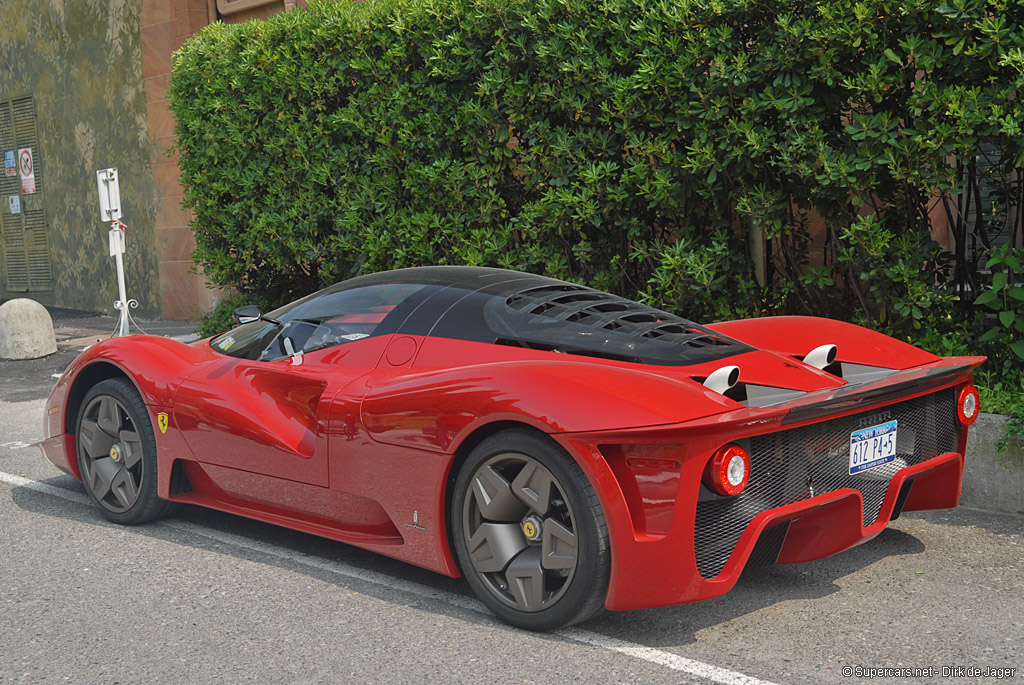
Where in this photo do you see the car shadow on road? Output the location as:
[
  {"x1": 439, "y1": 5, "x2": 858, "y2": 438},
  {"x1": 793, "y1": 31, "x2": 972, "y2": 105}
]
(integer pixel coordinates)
[
  {"x1": 10, "y1": 475, "x2": 484, "y2": 616},
  {"x1": 11, "y1": 474, "x2": 926, "y2": 647},
  {"x1": 582, "y1": 525, "x2": 926, "y2": 647}
]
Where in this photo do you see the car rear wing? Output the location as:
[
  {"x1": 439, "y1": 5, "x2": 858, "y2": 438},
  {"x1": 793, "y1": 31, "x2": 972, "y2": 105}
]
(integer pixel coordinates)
[{"x1": 774, "y1": 356, "x2": 984, "y2": 425}]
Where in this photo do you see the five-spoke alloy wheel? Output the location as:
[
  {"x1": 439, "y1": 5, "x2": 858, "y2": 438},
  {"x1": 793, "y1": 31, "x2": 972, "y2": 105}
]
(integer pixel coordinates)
[
  {"x1": 452, "y1": 430, "x2": 609, "y2": 631},
  {"x1": 76, "y1": 378, "x2": 174, "y2": 524}
]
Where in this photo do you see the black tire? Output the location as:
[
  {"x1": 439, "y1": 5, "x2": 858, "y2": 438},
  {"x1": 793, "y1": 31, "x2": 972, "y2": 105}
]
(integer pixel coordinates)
[
  {"x1": 451, "y1": 429, "x2": 610, "y2": 631},
  {"x1": 75, "y1": 378, "x2": 177, "y2": 524}
]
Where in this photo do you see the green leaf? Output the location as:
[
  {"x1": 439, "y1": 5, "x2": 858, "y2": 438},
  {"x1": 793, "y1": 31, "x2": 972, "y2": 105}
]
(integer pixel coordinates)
[
  {"x1": 992, "y1": 271, "x2": 1008, "y2": 291},
  {"x1": 974, "y1": 289, "x2": 999, "y2": 307},
  {"x1": 1009, "y1": 288, "x2": 1024, "y2": 302},
  {"x1": 1011, "y1": 340, "x2": 1024, "y2": 360},
  {"x1": 979, "y1": 326, "x2": 1002, "y2": 342},
  {"x1": 1000, "y1": 310, "x2": 1016, "y2": 328}
]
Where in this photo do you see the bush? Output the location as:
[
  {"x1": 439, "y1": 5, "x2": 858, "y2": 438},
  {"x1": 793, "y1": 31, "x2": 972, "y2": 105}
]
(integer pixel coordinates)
[
  {"x1": 197, "y1": 292, "x2": 247, "y2": 339},
  {"x1": 171, "y1": 0, "x2": 1023, "y2": 388}
]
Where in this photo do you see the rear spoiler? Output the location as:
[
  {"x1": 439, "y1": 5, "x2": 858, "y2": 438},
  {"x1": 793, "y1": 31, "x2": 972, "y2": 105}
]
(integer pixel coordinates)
[
  {"x1": 560, "y1": 356, "x2": 984, "y2": 440},
  {"x1": 776, "y1": 356, "x2": 984, "y2": 425}
]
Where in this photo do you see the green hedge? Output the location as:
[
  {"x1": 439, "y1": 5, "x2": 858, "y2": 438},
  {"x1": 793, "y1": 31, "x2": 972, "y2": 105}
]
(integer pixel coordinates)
[{"x1": 171, "y1": 0, "x2": 1024, "y2": 357}]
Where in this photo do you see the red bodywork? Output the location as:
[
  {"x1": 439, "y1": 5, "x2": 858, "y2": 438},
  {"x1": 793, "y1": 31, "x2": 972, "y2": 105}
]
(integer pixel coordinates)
[{"x1": 41, "y1": 315, "x2": 983, "y2": 611}]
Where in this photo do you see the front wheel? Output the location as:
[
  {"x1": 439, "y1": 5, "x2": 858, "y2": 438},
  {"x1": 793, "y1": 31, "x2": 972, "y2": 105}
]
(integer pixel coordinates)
[
  {"x1": 75, "y1": 378, "x2": 176, "y2": 525},
  {"x1": 451, "y1": 429, "x2": 610, "y2": 631}
]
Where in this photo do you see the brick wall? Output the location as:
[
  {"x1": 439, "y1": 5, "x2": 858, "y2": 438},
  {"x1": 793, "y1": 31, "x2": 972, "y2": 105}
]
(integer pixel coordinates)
[{"x1": 139, "y1": 0, "x2": 306, "y2": 320}]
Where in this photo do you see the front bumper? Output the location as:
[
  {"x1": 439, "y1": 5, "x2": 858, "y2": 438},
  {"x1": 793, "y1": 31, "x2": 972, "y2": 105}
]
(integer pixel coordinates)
[{"x1": 39, "y1": 433, "x2": 76, "y2": 477}]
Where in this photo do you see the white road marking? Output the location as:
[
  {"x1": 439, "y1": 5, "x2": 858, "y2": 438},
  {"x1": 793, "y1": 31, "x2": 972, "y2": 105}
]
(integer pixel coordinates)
[
  {"x1": 0, "y1": 441, "x2": 32, "y2": 449},
  {"x1": 559, "y1": 628, "x2": 776, "y2": 685},
  {"x1": 0, "y1": 470, "x2": 776, "y2": 685}
]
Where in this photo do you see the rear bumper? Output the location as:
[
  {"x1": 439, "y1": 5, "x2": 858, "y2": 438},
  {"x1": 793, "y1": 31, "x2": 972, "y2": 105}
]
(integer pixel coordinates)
[
  {"x1": 596, "y1": 449, "x2": 963, "y2": 611},
  {"x1": 559, "y1": 362, "x2": 976, "y2": 612},
  {"x1": 723, "y1": 449, "x2": 962, "y2": 571}
]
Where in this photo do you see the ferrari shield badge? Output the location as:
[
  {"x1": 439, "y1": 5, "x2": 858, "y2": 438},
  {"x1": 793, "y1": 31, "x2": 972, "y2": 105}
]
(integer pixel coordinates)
[{"x1": 157, "y1": 412, "x2": 169, "y2": 434}]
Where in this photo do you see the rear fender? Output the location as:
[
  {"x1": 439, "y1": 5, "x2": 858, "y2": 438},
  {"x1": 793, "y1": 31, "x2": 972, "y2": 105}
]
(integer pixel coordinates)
[
  {"x1": 706, "y1": 316, "x2": 939, "y2": 370},
  {"x1": 361, "y1": 358, "x2": 738, "y2": 452}
]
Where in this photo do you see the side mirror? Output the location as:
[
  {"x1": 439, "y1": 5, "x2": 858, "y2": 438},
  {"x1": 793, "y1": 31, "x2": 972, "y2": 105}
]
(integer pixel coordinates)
[{"x1": 233, "y1": 305, "x2": 262, "y2": 326}]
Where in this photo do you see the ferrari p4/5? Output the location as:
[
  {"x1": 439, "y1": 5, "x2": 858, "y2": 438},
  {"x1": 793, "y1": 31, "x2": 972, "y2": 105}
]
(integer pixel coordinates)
[{"x1": 40, "y1": 267, "x2": 983, "y2": 630}]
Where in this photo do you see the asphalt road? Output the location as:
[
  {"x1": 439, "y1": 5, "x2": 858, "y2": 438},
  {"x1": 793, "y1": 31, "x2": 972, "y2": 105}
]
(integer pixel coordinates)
[{"x1": 1, "y1": 341, "x2": 1021, "y2": 684}]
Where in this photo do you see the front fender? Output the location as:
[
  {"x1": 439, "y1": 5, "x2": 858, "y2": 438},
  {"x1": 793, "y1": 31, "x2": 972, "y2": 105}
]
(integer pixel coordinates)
[{"x1": 42, "y1": 336, "x2": 217, "y2": 478}]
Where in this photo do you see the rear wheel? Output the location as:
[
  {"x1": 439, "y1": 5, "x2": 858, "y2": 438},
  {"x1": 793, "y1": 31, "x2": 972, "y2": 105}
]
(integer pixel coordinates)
[
  {"x1": 75, "y1": 378, "x2": 176, "y2": 524},
  {"x1": 452, "y1": 429, "x2": 610, "y2": 631}
]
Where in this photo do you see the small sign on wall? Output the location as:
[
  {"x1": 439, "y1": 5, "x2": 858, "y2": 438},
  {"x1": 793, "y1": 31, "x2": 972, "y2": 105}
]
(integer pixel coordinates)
[
  {"x1": 8, "y1": 195, "x2": 20, "y2": 214},
  {"x1": 3, "y1": 150, "x2": 15, "y2": 177},
  {"x1": 18, "y1": 147, "x2": 36, "y2": 194}
]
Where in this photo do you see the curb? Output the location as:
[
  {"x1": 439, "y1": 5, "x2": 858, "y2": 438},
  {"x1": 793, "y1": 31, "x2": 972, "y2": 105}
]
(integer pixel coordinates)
[{"x1": 962, "y1": 413, "x2": 1024, "y2": 515}]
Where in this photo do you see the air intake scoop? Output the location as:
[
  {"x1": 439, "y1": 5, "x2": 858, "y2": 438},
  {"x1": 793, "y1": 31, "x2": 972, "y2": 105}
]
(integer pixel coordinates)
[
  {"x1": 804, "y1": 344, "x2": 838, "y2": 370},
  {"x1": 703, "y1": 365, "x2": 740, "y2": 394}
]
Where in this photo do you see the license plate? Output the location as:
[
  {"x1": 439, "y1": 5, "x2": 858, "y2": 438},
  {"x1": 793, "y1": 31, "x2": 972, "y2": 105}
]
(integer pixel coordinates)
[{"x1": 849, "y1": 420, "x2": 898, "y2": 475}]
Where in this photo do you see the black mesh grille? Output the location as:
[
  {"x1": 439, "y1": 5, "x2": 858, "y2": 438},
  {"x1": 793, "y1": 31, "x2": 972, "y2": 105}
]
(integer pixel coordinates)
[
  {"x1": 497, "y1": 285, "x2": 750, "y2": 365},
  {"x1": 744, "y1": 521, "x2": 790, "y2": 571},
  {"x1": 506, "y1": 285, "x2": 729, "y2": 348},
  {"x1": 693, "y1": 388, "x2": 959, "y2": 579}
]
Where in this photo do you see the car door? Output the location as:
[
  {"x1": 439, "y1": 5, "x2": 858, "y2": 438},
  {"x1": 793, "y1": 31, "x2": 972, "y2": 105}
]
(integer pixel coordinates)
[
  {"x1": 172, "y1": 336, "x2": 390, "y2": 486},
  {"x1": 172, "y1": 281, "x2": 433, "y2": 487}
]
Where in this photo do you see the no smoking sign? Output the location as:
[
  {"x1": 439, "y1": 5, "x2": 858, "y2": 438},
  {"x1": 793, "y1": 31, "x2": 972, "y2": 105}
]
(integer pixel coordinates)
[{"x1": 18, "y1": 147, "x2": 36, "y2": 194}]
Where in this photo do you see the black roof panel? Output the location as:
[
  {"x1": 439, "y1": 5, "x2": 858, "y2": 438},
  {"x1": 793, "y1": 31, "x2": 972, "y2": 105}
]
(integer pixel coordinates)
[
  {"x1": 213, "y1": 267, "x2": 749, "y2": 366},
  {"x1": 380, "y1": 267, "x2": 751, "y2": 366}
]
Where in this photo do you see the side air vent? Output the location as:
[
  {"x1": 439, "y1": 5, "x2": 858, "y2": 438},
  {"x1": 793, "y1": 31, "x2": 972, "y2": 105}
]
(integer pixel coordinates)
[{"x1": 494, "y1": 337, "x2": 642, "y2": 364}]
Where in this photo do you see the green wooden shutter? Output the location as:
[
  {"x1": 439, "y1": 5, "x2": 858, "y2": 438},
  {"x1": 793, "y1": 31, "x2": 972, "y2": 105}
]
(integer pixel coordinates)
[{"x1": 0, "y1": 95, "x2": 53, "y2": 293}]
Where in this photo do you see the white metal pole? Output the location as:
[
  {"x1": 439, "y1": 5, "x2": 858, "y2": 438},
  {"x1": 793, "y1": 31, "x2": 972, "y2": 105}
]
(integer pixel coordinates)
[
  {"x1": 97, "y1": 168, "x2": 131, "y2": 336},
  {"x1": 111, "y1": 223, "x2": 129, "y2": 337}
]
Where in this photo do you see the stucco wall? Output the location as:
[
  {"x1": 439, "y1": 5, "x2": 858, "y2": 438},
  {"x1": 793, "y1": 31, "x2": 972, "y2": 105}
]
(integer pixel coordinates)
[
  {"x1": 962, "y1": 413, "x2": 1024, "y2": 515},
  {"x1": 0, "y1": 0, "x2": 161, "y2": 316}
]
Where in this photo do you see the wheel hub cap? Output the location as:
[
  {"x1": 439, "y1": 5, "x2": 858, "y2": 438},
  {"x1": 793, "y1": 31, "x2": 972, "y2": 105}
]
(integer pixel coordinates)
[
  {"x1": 78, "y1": 393, "x2": 145, "y2": 514},
  {"x1": 462, "y1": 453, "x2": 580, "y2": 613},
  {"x1": 521, "y1": 514, "x2": 543, "y2": 542}
]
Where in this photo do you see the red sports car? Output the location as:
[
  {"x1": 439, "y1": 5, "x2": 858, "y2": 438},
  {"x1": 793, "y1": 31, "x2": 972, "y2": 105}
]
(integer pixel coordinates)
[{"x1": 40, "y1": 266, "x2": 983, "y2": 630}]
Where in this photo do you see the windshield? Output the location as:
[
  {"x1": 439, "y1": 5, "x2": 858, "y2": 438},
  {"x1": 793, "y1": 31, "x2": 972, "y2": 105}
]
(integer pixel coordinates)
[{"x1": 211, "y1": 282, "x2": 428, "y2": 361}]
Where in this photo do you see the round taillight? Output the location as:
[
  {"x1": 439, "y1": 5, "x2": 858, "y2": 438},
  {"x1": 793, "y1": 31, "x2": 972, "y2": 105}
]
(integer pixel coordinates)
[
  {"x1": 703, "y1": 444, "x2": 750, "y2": 496},
  {"x1": 958, "y1": 385, "x2": 980, "y2": 426}
]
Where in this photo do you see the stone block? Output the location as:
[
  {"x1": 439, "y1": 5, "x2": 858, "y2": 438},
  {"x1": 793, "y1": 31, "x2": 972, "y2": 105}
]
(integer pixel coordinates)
[{"x1": 0, "y1": 299, "x2": 57, "y2": 360}]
